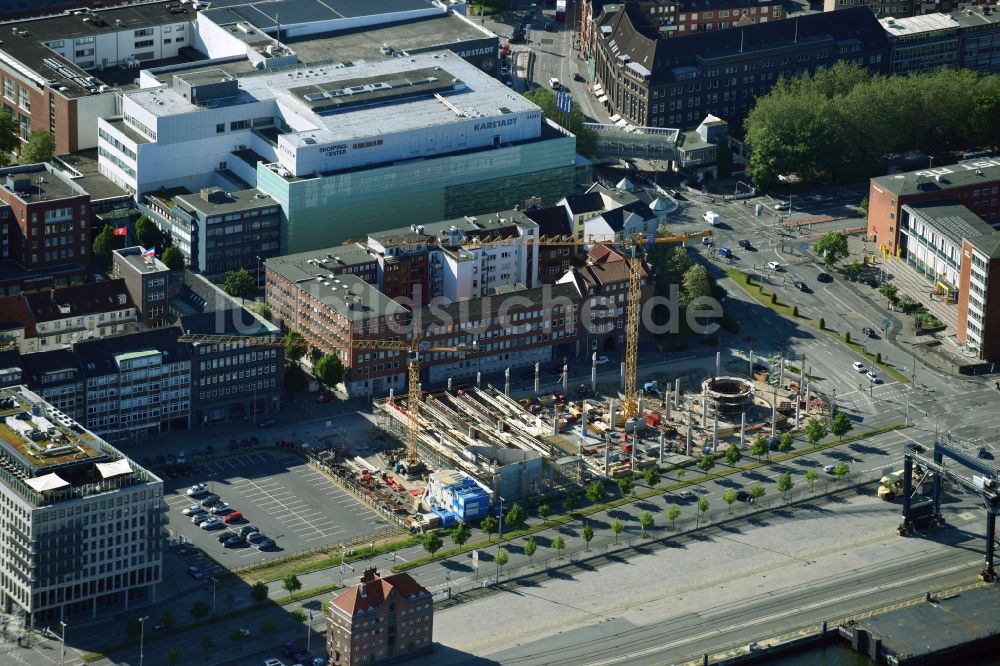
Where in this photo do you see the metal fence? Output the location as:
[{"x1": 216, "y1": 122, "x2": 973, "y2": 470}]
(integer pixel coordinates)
[
  {"x1": 430, "y1": 468, "x2": 888, "y2": 602},
  {"x1": 231, "y1": 524, "x2": 404, "y2": 575}
]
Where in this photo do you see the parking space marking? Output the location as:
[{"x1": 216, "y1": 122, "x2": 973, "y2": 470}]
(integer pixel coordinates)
[{"x1": 231, "y1": 478, "x2": 330, "y2": 539}]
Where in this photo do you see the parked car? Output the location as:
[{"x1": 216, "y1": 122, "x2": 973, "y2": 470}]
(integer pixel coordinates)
[
  {"x1": 239, "y1": 525, "x2": 260, "y2": 539},
  {"x1": 774, "y1": 201, "x2": 791, "y2": 211},
  {"x1": 199, "y1": 517, "x2": 224, "y2": 530},
  {"x1": 224, "y1": 534, "x2": 246, "y2": 548},
  {"x1": 701, "y1": 236, "x2": 713, "y2": 246},
  {"x1": 223, "y1": 511, "x2": 244, "y2": 523},
  {"x1": 718, "y1": 247, "x2": 733, "y2": 259},
  {"x1": 736, "y1": 490, "x2": 753, "y2": 503},
  {"x1": 596, "y1": 355, "x2": 610, "y2": 365},
  {"x1": 187, "y1": 566, "x2": 204, "y2": 580},
  {"x1": 573, "y1": 73, "x2": 585, "y2": 82},
  {"x1": 210, "y1": 502, "x2": 231, "y2": 515},
  {"x1": 182, "y1": 504, "x2": 203, "y2": 516},
  {"x1": 190, "y1": 512, "x2": 210, "y2": 524},
  {"x1": 677, "y1": 489, "x2": 696, "y2": 500},
  {"x1": 852, "y1": 361, "x2": 867, "y2": 373},
  {"x1": 257, "y1": 538, "x2": 277, "y2": 550},
  {"x1": 247, "y1": 531, "x2": 268, "y2": 544},
  {"x1": 186, "y1": 483, "x2": 208, "y2": 497},
  {"x1": 817, "y1": 272, "x2": 833, "y2": 283},
  {"x1": 200, "y1": 494, "x2": 221, "y2": 508},
  {"x1": 217, "y1": 531, "x2": 233, "y2": 543},
  {"x1": 823, "y1": 464, "x2": 836, "y2": 474}
]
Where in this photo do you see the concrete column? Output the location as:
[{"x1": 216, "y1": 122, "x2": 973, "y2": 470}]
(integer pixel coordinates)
[
  {"x1": 686, "y1": 408, "x2": 692, "y2": 456},
  {"x1": 771, "y1": 386, "x2": 777, "y2": 438},
  {"x1": 659, "y1": 430, "x2": 665, "y2": 465},
  {"x1": 609, "y1": 398, "x2": 615, "y2": 429},
  {"x1": 604, "y1": 435, "x2": 610, "y2": 478},
  {"x1": 476, "y1": 372, "x2": 481, "y2": 388},
  {"x1": 715, "y1": 351, "x2": 721, "y2": 379},
  {"x1": 701, "y1": 391, "x2": 708, "y2": 429},
  {"x1": 447, "y1": 377, "x2": 453, "y2": 391},
  {"x1": 779, "y1": 357, "x2": 785, "y2": 387},
  {"x1": 674, "y1": 378, "x2": 681, "y2": 408},
  {"x1": 579, "y1": 401, "x2": 587, "y2": 440},
  {"x1": 389, "y1": 388, "x2": 395, "y2": 401},
  {"x1": 748, "y1": 350, "x2": 754, "y2": 378},
  {"x1": 665, "y1": 396, "x2": 671, "y2": 421},
  {"x1": 534, "y1": 362, "x2": 540, "y2": 395},
  {"x1": 740, "y1": 412, "x2": 746, "y2": 448},
  {"x1": 591, "y1": 353, "x2": 597, "y2": 394},
  {"x1": 795, "y1": 396, "x2": 801, "y2": 427},
  {"x1": 620, "y1": 361, "x2": 626, "y2": 390},
  {"x1": 504, "y1": 367, "x2": 510, "y2": 396},
  {"x1": 712, "y1": 410, "x2": 718, "y2": 450},
  {"x1": 799, "y1": 358, "x2": 805, "y2": 390},
  {"x1": 563, "y1": 361, "x2": 569, "y2": 394}
]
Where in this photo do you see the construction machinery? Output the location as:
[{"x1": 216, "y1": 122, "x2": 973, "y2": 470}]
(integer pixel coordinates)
[
  {"x1": 457, "y1": 230, "x2": 711, "y2": 422},
  {"x1": 876, "y1": 468, "x2": 924, "y2": 501},
  {"x1": 176, "y1": 333, "x2": 474, "y2": 468}
]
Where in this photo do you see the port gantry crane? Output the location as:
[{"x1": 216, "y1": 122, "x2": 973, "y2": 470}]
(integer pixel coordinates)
[
  {"x1": 455, "y1": 229, "x2": 711, "y2": 422},
  {"x1": 176, "y1": 332, "x2": 474, "y2": 466}
]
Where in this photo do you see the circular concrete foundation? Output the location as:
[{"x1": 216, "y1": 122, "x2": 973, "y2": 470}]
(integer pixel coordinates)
[{"x1": 702, "y1": 376, "x2": 754, "y2": 416}]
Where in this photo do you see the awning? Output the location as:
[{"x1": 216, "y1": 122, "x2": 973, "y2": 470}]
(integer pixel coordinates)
[
  {"x1": 592, "y1": 83, "x2": 604, "y2": 94},
  {"x1": 96, "y1": 459, "x2": 133, "y2": 479},
  {"x1": 26, "y1": 473, "x2": 69, "y2": 492},
  {"x1": 609, "y1": 113, "x2": 621, "y2": 122},
  {"x1": 597, "y1": 94, "x2": 609, "y2": 103}
]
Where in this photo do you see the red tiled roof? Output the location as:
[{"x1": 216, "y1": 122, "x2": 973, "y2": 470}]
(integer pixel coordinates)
[{"x1": 331, "y1": 569, "x2": 429, "y2": 617}]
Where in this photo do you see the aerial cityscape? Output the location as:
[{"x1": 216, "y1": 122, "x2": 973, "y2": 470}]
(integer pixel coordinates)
[{"x1": 0, "y1": 0, "x2": 997, "y2": 665}]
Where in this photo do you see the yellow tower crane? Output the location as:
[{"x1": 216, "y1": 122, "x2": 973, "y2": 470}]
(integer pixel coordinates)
[
  {"x1": 453, "y1": 230, "x2": 710, "y2": 421},
  {"x1": 176, "y1": 332, "x2": 474, "y2": 465}
]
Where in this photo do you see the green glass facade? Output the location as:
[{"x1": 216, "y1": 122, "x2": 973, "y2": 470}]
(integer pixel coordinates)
[{"x1": 258, "y1": 134, "x2": 579, "y2": 254}]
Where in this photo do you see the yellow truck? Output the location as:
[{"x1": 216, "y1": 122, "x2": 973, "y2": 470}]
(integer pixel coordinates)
[{"x1": 877, "y1": 468, "x2": 924, "y2": 501}]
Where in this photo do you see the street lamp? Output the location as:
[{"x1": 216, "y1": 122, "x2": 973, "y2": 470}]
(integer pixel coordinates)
[
  {"x1": 495, "y1": 495, "x2": 506, "y2": 583},
  {"x1": 59, "y1": 620, "x2": 66, "y2": 666},
  {"x1": 138, "y1": 616, "x2": 149, "y2": 666}
]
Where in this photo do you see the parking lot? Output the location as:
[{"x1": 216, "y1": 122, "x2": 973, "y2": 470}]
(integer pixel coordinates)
[{"x1": 163, "y1": 449, "x2": 392, "y2": 569}]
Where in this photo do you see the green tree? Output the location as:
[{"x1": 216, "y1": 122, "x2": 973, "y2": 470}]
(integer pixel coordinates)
[
  {"x1": 134, "y1": 215, "x2": 164, "y2": 249},
  {"x1": 537, "y1": 503, "x2": 551, "y2": 523},
  {"x1": 451, "y1": 523, "x2": 471, "y2": 547},
  {"x1": 805, "y1": 469, "x2": 819, "y2": 493},
  {"x1": 834, "y1": 463, "x2": 850, "y2": 481},
  {"x1": 749, "y1": 483, "x2": 766, "y2": 501},
  {"x1": 880, "y1": 283, "x2": 900, "y2": 308},
  {"x1": 284, "y1": 363, "x2": 307, "y2": 394},
  {"x1": 666, "y1": 503, "x2": 681, "y2": 530},
  {"x1": 858, "y1": 196, "x2": 869, "y2": 219},
  {"x1": 582, "y1": 523, "x2": 594, "y2": 550},
  {"x1": 778, "y1": 472, "x2": 794, "y2": 501},
  {"x1": 284, "y1": 330, "x2": 308, "y2": 362},
  {"x1": 201, "y1": 636, "x2": 214, "y2": 656},
  {"x1": 830, "y1": 411, "x2": 853, "y2": 439},
  {"x1": 126, "y1": 618, "x2": 141, "y2": 639},
  {"x1": 524, "y1": 535, "x2": 537, "y2": 565},
  {"x1": 722, "y1": 489, "x2": 737, "y2": 513},
  {"x1": 805, "y1": 417, "x2": 827, "y2": 445},
  {"x1": 643, "y1": 466, "x2": 662, "y2": 487},
  {"x1": 422, "y1": 532, "x2": 443, "y2": 556},
  {"x1": 846, "y1": 259, "x2": 863, "y2": 280},
  {"x1": 814, "y1": 231, "x2": 850, "y2": 266},
  {"x1": 481, "y1": 515, "x2": 498, "y2": 541},
  {"x1": 751, "y1": 436, "x2": 768, "y2": 459},
  {"x1": 250, "y1": 581, "x2": 269, "y2": 602},
  {"x1": 681, "y1": 264, "x2": 713, "y2": 308},
  {"x1": 617, "y1": 476, "x2": 634, "y2": 497},
  {"x1": 91, "y1": 223, "x2": 122, "y2": 268},
  {"x1": 522, "y1": 88, "x2": 599, "y2": 157},
  {"x1": 21, "y1": 130, "x2": 55, "y2": 163},
  {"x1": 260, "y1": 617, "x2": 277, "y2": 636},
  {"x1": 167, "y1": 647, "x2": 182, "y2": 665},
  {"x1": 778, "y1": 433, "x2": 794, "y2": 452},
  {"x1": 0, "y1": 109, "x2": 19, "y2": 156},
  {"x1": 563, "y1": 492, "x2": 581, "y2": 513},
  {"x1": 696, "y1": 497, "x2": 710, "y2": 526},
  {"x1": 585, "y1": 480, "x2": 607, "y2": 504},
  {"x1": 223, "y1": 268, "x2": 256, "y2": 300},
  {"x1": 291, "y1": 609, "x2": 307, "y2": 623},
  {"x1": 725, "y1": 445, "x2": 742, "y2": 465},
  {"x1": 161, "y1": 610, "x2": 175, "y2": 629},
  {"x1": 191, "y1": 600, "x2": 210, "y2": 622},
  {"x1": 553, "y1": 535, "x2": 566, "y2": 559},
  {"x1": 250, "y1": 302, "x2": 272, "y2": 322},
  {"x1": 697, "y1": 454, "x2": 715, "y2": 474},
  {"x1": 230, "y1": 628, "x2": 247, "y2": 648},
  {"x1": 161, "y1": 245, "x2": 185, "y2": 271},
  {"x1": 314, "y1": 353, "x2": 345, "y2": 388},
  {"x1": 610, "y1": 518, "x2": 625, "y2": 544},
  {"x1": 649, "y1": 245, "x2": 692, "y2": 297},
  {"x1": 639, "y1": 511, "x2": 654, "y2": 537},
  {"x1": 505, "y1": 503, "x2": 526, "y2": 530},
  {"x1": 282, "y1": 574, "x2": 302, "y2": 599},
  {"x1": 495, "y1": 547, "x2": 509, "y2": 574}
]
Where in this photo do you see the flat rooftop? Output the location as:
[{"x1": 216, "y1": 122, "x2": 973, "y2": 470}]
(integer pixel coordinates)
[
  {"x1": 114, "y1": 246, "x2": 170, "y2": 275},
  {"x1": 881, "y1": 9, "x2": 1000, "y2": 36},
  {"x1": 128, "y1": 52, "x2": 537, "y2": 145},
  {"x1": 201, "y1": 0, "x2": 441, "y2": 29},
  {"x1": 287, "y1": 14, "x2": 495, "y2": 65},
  {"x1": 853, "y1": 585, "x2": 999, "y2": 663},
  {"x1": 174, "y1": 188, "x2": 277, "y2": 217},
  {"x1": 872, "y1": 156, "x2": 1000, "y2": 197},
  {"x1": 369, "y1": 208, "x2": 537, "y2": 247},
  {"x1": 0, "y1": 164, "x2": 87, "y2": 202},
  {"x1": 265, "y1": 243, "x2": 376, "y2": 282},
  {"x1": 51, "y1": 150, "x2": 129, "y2": 203},
  {"x1": 906, "y1": 201, "x2": 1000, "y2": 259},
  {"x1": 267, "y1": 268, "x2": 408, "y2": 321}
]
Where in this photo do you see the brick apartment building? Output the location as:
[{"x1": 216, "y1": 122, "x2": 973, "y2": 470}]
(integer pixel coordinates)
[
  {"x1": 0, "y1": 163, "x2": 91, "y2": 296},
  {"x1": 867, "y1": 157, "x2": 1000, "y2": 256},
  {"x1": 327, "y1": 567, "x2": 433, "y2": 666}
]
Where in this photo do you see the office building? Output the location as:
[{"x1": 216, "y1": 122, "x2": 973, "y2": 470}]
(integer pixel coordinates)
[
  {"x1": 824, "y1": 0, "x2": 916, "y2": 17},
  {"x1": 590, "y1": 4, "x2": 888, "y2": 129},
  {"x1": 98, "y1": 51, "x2": 577, "y2": 252},
  {"x1": 327, "y1": 567, "x2": 432, "y2": 666},
  {"x1": 0, "y1": 164, "x2": 92, "y2": 296},
  {"x1": 0, "y1": 385, "x2": 163, "y2": 624},
  {"x1": 881, "y1": 10, "x2": 1000, "y2": 75},
  {"x1": 111, "y1": 246, "x2": 172, "y2": 327}
]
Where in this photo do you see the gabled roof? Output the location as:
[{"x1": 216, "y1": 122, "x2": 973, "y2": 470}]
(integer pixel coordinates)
[
  {"x1": 179, "y1": 307, "x2": 277, "y2": 337},
  {"x1": 523, "y1": 205, "x2": 573, "y2": 236},
  {"x1": 331, "y1": 568, "x2": 429, "y2": 617},
  {"x1": 22, "y1": 279, "x2": 134, "y2": 323},
  {"x1": 18, "y1": 349, "x2": 82, "y2": 387},
  {"x1": 563, "y1": 192, "x2": 606, "y2": 216}
]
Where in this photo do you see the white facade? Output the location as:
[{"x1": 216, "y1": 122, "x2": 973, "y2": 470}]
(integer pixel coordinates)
[
  {"x1": 29, "y1": 308, "x2": 136, "y2": 353},
  {"x1": 579, "y1": 209, "x2": 655, "y2": 240},
  {"x1": 40, "y1": 20, "x2": 194, "y2": 71}
]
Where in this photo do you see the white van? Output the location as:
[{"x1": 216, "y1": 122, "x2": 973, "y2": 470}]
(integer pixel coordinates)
[
  {"x1": 549, "y1": 77, "x2": 560, "y2": 89},
  {"x1": 703, "y1": 211, "x2": 720, "y2": 226}
]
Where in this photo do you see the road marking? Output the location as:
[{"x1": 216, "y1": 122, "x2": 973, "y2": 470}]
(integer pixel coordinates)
[{"x1": 581, "y1": 559, "x2": 981, "y2": 665}]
